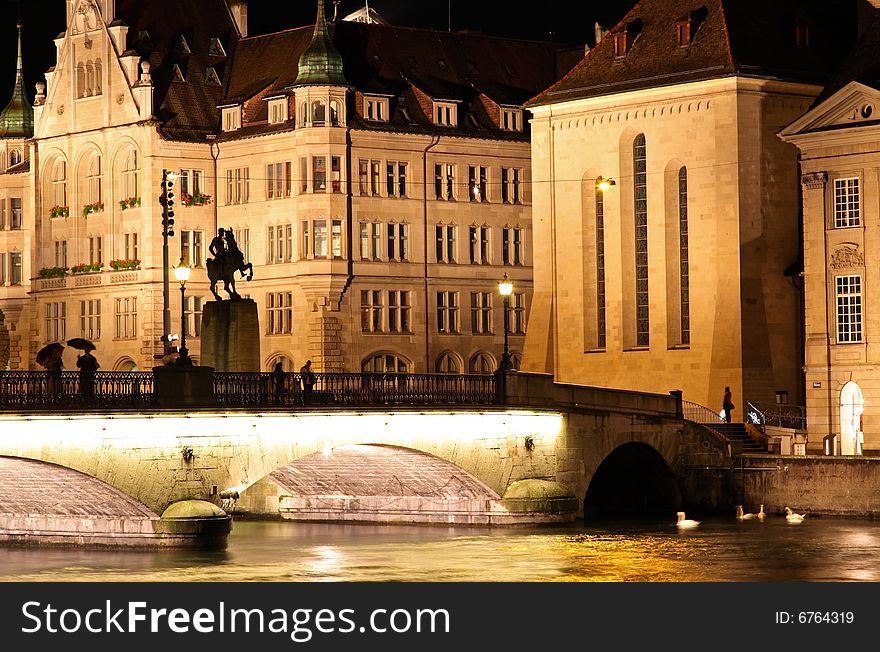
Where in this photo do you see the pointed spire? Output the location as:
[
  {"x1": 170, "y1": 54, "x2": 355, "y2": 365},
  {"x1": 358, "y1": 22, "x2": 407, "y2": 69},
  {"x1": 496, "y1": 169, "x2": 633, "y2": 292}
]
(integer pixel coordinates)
[
  {"x1": 292, "y1": 0, "x2": 347, "y2": 87},
  {"x1": 0, "y1": 21, "x2": 34, "y2": 139}
]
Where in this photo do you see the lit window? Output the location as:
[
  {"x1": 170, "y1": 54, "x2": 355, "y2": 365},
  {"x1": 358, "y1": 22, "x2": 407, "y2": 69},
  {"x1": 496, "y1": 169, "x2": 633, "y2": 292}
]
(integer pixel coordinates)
[
  {"x1": 834, "y1": 178, "x2": 860, "y2": 228},
  {"x1": 222, "y1": 106, "x2": 241, "y2": 131},
  {"x1": 434, "y1": 102, "x2": 457, "y2": 127},
  {"x1": 836, "y1": 275, "x2": 863, "y2": 343},
  {"x1": 268, "y1": 98, "x2": 288, "y2": 124}
]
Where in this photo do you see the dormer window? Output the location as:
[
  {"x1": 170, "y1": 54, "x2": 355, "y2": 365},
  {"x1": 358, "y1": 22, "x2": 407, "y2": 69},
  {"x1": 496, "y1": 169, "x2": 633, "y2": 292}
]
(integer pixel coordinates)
[
  {"x1": 365, "y1": 96, "x2": 389, "y2": 122},
  {"x1": 501, "y1": 108, "x2": 523, "y2": 132},
  {"x1": 795, "y1": 16, "x2": 811, "y2": 49},
  {"x1": 268, "y1": 98, "x2": 288, "y2": 124},
  {"x1": 208, "y1": 37, "x2": 226, "y2": 58},
  {"x1": 222, "y1": 106, "x2": 241, "y2": 131},
  {"x1": 677, "y1": 7, "x2": 707, "y2": 48},
  {"x1": 176, "y1": 35, "x2": 191, "y2": 55},
  {"x1": 205, "y1": 67, "x2": 221, "y2": 86},
  {"x1": 434, "y1": 102, "x2": 457, "y2": 127},
  {"x1": 614, "y1": 19, "x2": 643, "y2": 58}
]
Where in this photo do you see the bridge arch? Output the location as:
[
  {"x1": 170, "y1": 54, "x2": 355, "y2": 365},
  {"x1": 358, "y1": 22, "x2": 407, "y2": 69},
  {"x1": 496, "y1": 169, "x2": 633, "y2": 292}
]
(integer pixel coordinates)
[{"x1": 583, "y1": 442, "x2": 682, "y2": 518}]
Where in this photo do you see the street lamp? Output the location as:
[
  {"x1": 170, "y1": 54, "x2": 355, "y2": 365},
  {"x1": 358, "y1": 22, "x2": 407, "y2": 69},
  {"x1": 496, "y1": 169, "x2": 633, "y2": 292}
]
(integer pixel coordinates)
[
  {"x1": 596, "y1": 176, "x2": 616, "y2": 192},
  {"x1": 159, "y1": 170, "x2": 178, "y2": 357},
  {"x1": 174, "y1": 257, "x2": 192, "y2": 367},
  {"x1": 498, "y1": 272, "x2": 513, "y2": 371}
]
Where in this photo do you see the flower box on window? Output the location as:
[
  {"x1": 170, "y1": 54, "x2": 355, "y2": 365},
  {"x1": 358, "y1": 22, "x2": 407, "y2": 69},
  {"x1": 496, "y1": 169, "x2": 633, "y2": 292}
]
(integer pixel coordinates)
[
  {"x1": 82, "y1": 201, "x2": 105, "y2": 218},
  {"x1": 49, "y1": 205, "x2": 69, "y2": 218},
  {"x1": 181, "y1": 192, "x2": 212, "y2": 207},
  {"x1": 37, "y1": 266, "x2": 68, "y2": 279},
  {"x1": 119, "y1": 196, "x2": 141, "y2": 210},
  {"x1": 109, "y1": 258, "x2": 141, "y2": 271},
  {"x1": 71, "y1": 262, "x2": 102, "y2": 274}
]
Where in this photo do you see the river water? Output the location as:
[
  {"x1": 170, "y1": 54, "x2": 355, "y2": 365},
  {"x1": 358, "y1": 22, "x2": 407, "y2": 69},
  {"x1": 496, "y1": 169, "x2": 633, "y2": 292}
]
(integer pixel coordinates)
[{"x1": 2, "y1": 517, "x2": 880, "y2": 582}]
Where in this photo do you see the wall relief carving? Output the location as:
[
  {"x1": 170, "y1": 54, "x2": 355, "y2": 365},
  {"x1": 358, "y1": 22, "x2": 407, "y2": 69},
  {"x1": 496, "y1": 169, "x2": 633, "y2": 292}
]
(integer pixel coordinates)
[{"x1": 830, "y1": 245, "x2": 865, "y2": 270}]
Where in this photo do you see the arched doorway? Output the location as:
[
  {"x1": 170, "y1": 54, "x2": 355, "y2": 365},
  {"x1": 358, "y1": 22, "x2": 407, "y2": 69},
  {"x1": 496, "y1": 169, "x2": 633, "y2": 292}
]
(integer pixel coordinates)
[
  {"x1": 584, "y1": 442, "x2": 682, "y2": 519},
  {"x1": 840, "y1": 381, "x2": 864, "y2": 456}
]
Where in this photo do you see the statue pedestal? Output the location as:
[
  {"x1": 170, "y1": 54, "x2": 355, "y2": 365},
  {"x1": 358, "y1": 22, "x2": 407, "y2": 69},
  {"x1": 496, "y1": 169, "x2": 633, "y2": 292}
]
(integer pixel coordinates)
[
  {"x1": 200, "y1": 299, "x2": 260, "y2": 372},
  {"x1": 153, "y1": 365, "x2": 215, "y2": 407}
]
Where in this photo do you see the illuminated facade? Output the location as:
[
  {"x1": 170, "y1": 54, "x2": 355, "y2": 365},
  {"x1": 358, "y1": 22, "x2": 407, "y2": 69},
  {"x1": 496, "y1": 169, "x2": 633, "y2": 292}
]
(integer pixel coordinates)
[
  {"x1": 780, "y1": 3, "x2": 880, "y2": 454},
  {"x1": 0, "y1": 0, "x2": 573, "y2": 373},
  {"x1": 522, "y1": 0, "x2": 856, "y2": 413}
]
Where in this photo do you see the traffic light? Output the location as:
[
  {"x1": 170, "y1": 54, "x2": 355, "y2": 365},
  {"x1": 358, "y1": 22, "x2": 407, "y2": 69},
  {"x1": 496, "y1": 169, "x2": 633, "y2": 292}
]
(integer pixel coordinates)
[{"x1": 161, "y1": 169, "x2": 175, "y2": 237}]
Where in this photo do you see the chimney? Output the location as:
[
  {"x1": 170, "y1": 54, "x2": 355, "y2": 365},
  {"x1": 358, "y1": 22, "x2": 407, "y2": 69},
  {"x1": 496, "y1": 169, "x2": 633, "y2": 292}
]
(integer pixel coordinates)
[
  {"x1": 228, "y1": 0, "x2": 248, "y2": 38},
  {"x1": 858, "y1": 0, "x2": 880, "y2": 38}
]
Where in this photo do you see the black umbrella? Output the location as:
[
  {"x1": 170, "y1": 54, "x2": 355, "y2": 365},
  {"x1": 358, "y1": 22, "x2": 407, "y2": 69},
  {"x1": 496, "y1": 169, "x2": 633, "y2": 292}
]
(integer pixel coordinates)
[
  {"x1": 66, "y1": 338, "x2": 96, "y2": 351},
  {"x1": 36, "y1": 342, "x2": 64, "y2": 367}
]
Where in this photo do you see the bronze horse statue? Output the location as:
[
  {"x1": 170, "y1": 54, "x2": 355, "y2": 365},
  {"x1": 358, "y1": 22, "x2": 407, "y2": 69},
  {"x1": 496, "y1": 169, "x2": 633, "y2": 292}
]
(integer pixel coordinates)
[{"x1": 207, "y1": 229, "x2": 253, "y2": 300}]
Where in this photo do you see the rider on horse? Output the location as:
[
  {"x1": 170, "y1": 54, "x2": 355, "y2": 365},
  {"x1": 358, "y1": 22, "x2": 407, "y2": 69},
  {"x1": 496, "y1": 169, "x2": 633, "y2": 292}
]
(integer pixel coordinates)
[{"x1": 207, "y1": 227, "x2": 253, "y2": 300}]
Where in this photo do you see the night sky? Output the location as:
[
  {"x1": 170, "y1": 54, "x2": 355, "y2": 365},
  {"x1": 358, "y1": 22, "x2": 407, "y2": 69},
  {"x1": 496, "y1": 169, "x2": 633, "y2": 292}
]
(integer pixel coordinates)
[{"x1": 0, "y1": 0, "x2": 636, "y2": 107}]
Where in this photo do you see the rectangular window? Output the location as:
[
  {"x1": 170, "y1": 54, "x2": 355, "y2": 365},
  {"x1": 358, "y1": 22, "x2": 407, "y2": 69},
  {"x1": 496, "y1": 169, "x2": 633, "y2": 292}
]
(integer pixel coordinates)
[
  {"x1": 596, "y1": 190, "x2": 606, "y2": 349},
  {"x1": 501, "y1": 108, "x2": 522, "y2": 132},
  {"x1": 386, "y1": 223, "x2": 408, "y2": 261},
  {"x1": 331, "y1": 156, "x2": 341, "y2": 193},
  {"x1": 634, "y1": 135, "x2": 649, "y2": 347},
  {"x1": 361, "y1": 289, "x2": 383, "y2": 333},
  {"x1": 383, "y1": 161, "x2": 407, "y2": 197},
  {"x1": 266, "y1": 292, "x2": 293, "y2": 335},
  {"x1": 508, "y1": 292, "x2": 526, "y2": 334},
  {"x1": 314, "y1": 220, "x2": 327, "y2": 257},
  {"x1": 79, "y1": 299, "x2": 101, "y2": 340},
  {"x1": 502, "y1": 227, "x2": 524, "y2": 266},
  {"x1": 45, "y1": 302, "x2": 67, "y2": 342},
  {"x1": 0, "y1": 253, "x2": 5, "y2": 285},
  {"x1": 300, "y1": 157, "x2": 308, "y2": 193},
  {"x1": 184, "y1": 295, "x2": 203, "y2": 338},
  {"x1": 301, "y1": 222, "x2": 310, "y2": 259},
  {"x1": 331, "y1": 219, "x2": 343, "y2": 258},
  {"x1": 501, "y1": 168, "x2": 522, "y2": 204},
  {"x1": 235, "y1": 228, "x2": 250, "y2": 263},
  {"x1": 501, "y1": 168, "x2": 509, "y2": 203},
  {"x1": 434, "y1": 164, "x2": 455, "y2": 200},
  {"x1": 115, "y1": 297, "x2": 137, "y2": 339},
  {"x1": 387, "y1": 290, "x2": 410, "y2": 333},
  {"x1": 365, "y1": 97, "x2": 388, "y2": 122},
  {"x1": 836, "y1": 275, "x2": 863, "y2": 343},
  {"x1": 0, "y1": 199, "x2": 5, "y2": 228},
  {"x1": 435, "y1": 225, "x2": 456, "y2": 263},
  {"x1": 469, "y1": 226, "x2": 489, "y2": 264},
  {"x1": 358, "y1": 160, "x2": 369, "y2": 195},
  {"x1": 180, "y1": 230, "x2": 203, "y2": 267},
  {"x1": 10, "y1": 197, "x2": 22, "y2": 229},
  {"x1": 434, "y1": 102, "x2": 457, "y2": 126},
  {"x1": 834, "y1": 177, "x2": 860, "y2": 228},
  {"x1": 124, "y1": 232, "x2": 139, "y2": 261},
  {"x1": 436, "y1": 291, "x2": 459, "y2": 333},
  {"x1": 468, "y1": 166, "x2": 488, "y2": 201},
  {"x1": 268, "y1": 98, "x2": 288, "y2": 124},
  {"x1": 470, "y1": 292, "x2": 492, "y2": 334},
  {"x1": 225, "y1": 168, "x2": 249, "y2": 204},
  {"x1": 88, "y1": 236, "x2": 102, "y2": 264},
  {"x1": 370, "y1": 160, "x2": 381, "y2": 195},
  {"x1": 283, "y1": 225, "x2": 292, "y2": 262},
  {"x1": 276, "y1": 225, "x2": 284, "y2": 263},
  {"x1": 180, "y1": 169, "x2": 204, "y2": 197},
  {"x1": 359, "y1": 223, "x2": 369, "y2": 259},
  {"x1": 267, "y1": 226, "x2": 275, "y2": 264},
  {"x1": 54, "y1": 240, "x2": 68, "y2": 268},
  {"x1": 313, "y1": 156, "x2": 327, "y2": 193},
  {"x1": 10, "y1": 251, "x2": 22, "y2": 285},
  {"x1": 222, "y1": 106, "x2": 241, "y2": 131}
]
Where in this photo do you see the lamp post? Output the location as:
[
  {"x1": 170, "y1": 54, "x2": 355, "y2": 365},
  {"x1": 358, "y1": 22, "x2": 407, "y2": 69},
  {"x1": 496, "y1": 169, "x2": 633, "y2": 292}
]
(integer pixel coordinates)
[
  {"x1": 174, "y1": 258, "x2": 192, "y2": 367},
  {"x1": 498, "y1": 272, "x2": 513, "y2": 371},
  {"x1": 159, "y1": 170, "x2": 177, "y2": 357}
]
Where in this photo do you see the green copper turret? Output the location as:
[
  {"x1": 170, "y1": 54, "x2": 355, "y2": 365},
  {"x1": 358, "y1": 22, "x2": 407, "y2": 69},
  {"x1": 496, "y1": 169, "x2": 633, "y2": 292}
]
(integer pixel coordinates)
[
  {"x1": 292, "y1": 0, "x2": 347, "y2": 86},
  {"x1": 0, "y1": 23, "x2": 34, "y2": 139}
]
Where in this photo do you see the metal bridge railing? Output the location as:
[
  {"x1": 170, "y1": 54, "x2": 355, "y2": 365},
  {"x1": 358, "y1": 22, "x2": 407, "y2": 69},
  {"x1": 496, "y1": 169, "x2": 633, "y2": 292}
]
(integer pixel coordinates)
[
  {"x1": 747, "y1": 401, "x2": 806, "y2": 431},
  {"x1": 682, "y1": 400, "x2": 725, "y2": 424},
  {"x1": 0, "y1": 370, "x2": 498, "y2": 410}
]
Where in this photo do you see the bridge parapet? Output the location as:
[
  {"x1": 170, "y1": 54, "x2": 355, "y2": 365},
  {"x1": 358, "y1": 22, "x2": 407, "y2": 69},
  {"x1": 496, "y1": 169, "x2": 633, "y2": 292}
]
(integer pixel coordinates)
[{"x1": 503, "y1": 371, "x2": 680, "y2": 418}]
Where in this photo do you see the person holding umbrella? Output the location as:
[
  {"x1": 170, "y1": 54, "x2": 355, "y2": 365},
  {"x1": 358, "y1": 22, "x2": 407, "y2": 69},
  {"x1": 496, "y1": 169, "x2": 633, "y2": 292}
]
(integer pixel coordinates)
[
  {"x1": 68, "y1": 338, "x2": 99, "y2": 404},
  {"x1": 36, "y1": 342, "x2": 65, "y2": 403}
]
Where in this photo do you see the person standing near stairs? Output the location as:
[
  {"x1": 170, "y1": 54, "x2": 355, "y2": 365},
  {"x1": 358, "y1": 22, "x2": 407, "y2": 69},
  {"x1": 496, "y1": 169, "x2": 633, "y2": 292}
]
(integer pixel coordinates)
[{"x1": 723, "y1": 386, "x2": 735, "y2": 424}]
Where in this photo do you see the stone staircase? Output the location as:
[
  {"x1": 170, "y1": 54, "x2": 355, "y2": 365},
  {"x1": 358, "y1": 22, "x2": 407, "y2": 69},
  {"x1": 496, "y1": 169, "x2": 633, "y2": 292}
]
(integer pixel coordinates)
[{"x1": 700, "y1": 422, "x2": 768, "y2": 454}]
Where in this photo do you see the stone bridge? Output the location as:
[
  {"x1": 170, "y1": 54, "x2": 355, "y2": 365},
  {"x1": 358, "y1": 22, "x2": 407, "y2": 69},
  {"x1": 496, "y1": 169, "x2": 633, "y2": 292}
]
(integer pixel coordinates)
[{"x1": 0, "y1": 373, "x2": 733, "y2": 523}]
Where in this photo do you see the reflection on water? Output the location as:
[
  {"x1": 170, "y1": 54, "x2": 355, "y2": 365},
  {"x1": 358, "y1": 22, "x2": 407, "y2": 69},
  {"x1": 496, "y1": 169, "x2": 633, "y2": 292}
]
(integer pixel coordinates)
[{"x1": 3, "y1": 517, "x2": 880, "y2": 582}]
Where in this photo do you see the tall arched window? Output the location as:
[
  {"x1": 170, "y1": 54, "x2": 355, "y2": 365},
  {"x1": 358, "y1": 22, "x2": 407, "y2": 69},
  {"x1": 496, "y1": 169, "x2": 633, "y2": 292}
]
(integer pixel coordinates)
[
  {"x1": 329, "y1": 100, "x2": 340, "y2": 126},
  {"x1": 633, "y1": 133, "x2": 649, "y2": 347},
  {"x1": 435, "y1": 352, "x2": 460, "y2": 373},
  {"x1": 361, "y1": 352, "x2": 409, "y2": 373},
  {"x1": 94, "y1": 59, "x2": 103, "y2": 95},
  {"x1": 86, "y1": 62, "x2": 95, "y2": 96},
  {"x1": 122, "y1": 149, "x2": 138, "y2": 199},
  {"x1": 9, "y1": 150, "x2": 21, "y2": 166},
  {"x1": 52, "y1": 159, "x2": 68, "y2": 208},
  {"x1": 76, "y1": 63, "x2": 85, "y2": 98},
  {"x1": 678, "y1": 166, "x2": 690, "y2": 345},
  {"x1": 299, "y1": 102, "x2": 307, "y2": 126},
  {"x1": 468, "y1": 351, "x2": 495, "y2": 375},
  {"x1": 87, "y1": 153, "x2": 102, "y2": 204},
  {"x1": 267, "y1": 354, "x2": 293, "y2": 372},
  {"x1": 0, "y1": 151, "x2": 5, "y2": 172},
  {"x1": 312, "y1": 100, "x2": 326, "y2": 126}
]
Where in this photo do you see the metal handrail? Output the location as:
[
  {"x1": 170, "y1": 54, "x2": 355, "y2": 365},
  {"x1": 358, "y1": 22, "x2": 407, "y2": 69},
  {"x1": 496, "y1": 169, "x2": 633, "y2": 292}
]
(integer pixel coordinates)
[
  {"x1": 0, "y1": 370, "x2": 498, "y2": 410},
  {"x1": 747, "y1": 401, "x2": 806, "y2": 431},
  {"x1": 682, "y1": 400, "x2": 724, "y2": 424}
]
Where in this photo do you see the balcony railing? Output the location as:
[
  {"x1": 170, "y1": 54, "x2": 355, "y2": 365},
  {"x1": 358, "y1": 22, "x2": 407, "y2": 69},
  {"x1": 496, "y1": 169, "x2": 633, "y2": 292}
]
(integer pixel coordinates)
[
  {"x1": 0, "y1": 370, "x2": 498, "y2": 410},
  {"x1": 747, "y1": 401, "x2": 806, "y2": 431}
]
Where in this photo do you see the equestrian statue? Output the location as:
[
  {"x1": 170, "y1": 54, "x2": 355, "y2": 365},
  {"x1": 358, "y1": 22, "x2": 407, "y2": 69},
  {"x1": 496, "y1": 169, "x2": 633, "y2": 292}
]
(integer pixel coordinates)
[{"x1": 206, "y1": 227, "x2": 253, "y2": 300}]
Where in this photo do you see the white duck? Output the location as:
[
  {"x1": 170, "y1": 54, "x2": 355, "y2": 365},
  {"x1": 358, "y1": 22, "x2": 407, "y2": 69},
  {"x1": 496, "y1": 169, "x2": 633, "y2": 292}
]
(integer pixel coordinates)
[
  {"x1": 784, "y1": 507, "x2": 806, "y2": 523},
  {"x1": 757, "y1": 504, "x2": 766, "y2": 521},
  {"x1": 736, "y1": 505, "x2": 757, "y2": 521},
  {"x1": 676, "y1": 511, "x2": 700, "y2": 529}
]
